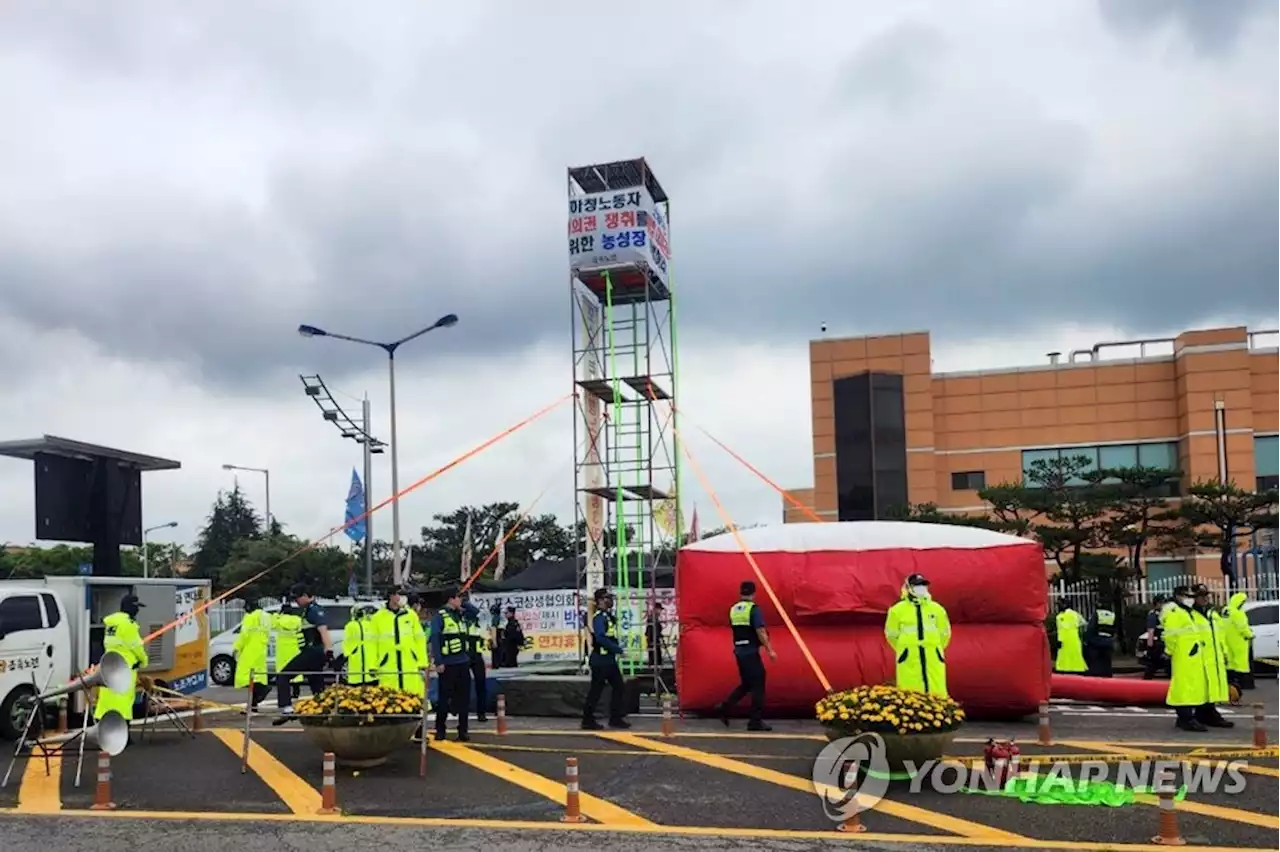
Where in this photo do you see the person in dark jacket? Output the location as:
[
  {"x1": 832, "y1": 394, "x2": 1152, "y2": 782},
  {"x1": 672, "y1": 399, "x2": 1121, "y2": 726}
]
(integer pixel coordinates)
[
  {"x1": 429, "y1": 587, "x2": 478, "y2": 742},
  {"x1": 499, "y1": 607, "x2": 525, "y2": 668},
  {"x1": 581, "y1": 588, "x2": 630, "y2": 730}
]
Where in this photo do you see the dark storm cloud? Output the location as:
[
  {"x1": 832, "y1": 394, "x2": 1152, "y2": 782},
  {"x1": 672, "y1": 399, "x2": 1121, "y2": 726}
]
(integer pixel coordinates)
[
  {"x1": 0, "y1": 1, "x2": 1275, "y2": 391},
  {"x1": 1097, "y1": 0, "x2": 1276, "y2": 55}
]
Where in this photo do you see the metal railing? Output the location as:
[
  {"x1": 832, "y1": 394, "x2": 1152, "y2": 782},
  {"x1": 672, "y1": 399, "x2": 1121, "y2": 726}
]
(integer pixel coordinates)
[{"x1": 1050, "y1": 572, "x2": 1280, "y2": 617}]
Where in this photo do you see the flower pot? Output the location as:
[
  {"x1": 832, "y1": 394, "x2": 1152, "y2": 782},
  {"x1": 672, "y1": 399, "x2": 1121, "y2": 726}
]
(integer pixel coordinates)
[
  {"x1": 823, "y1": 725, "x2": 959, "y2": 771},
  {"x1": 301, "y1": 720, "x2": 418, "y2": 768}
]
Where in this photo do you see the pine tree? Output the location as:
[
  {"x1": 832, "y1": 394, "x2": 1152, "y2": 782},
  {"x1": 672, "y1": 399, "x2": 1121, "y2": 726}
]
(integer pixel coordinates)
[{"x1": 191, "y1": 485, "x2": 263, "y2": 582}]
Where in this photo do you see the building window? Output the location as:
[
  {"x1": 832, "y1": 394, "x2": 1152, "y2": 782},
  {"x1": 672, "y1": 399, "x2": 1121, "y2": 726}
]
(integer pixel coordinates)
[
  {"x1": 951, "y1": 471, "x2": 986, "y2": 491},
  {"x1": 1022, "y1": 441, "x2": 1179, "y2": 487},
  {"x1": 834, "y1": 372, "x2": 906, "y2": 521},
  {"x1": 1256, "y1": 436, "x2": 1278, "y2": 494},
  {"x1": 1259, "y1": 475, "x2": 1279, "y2": 493}
]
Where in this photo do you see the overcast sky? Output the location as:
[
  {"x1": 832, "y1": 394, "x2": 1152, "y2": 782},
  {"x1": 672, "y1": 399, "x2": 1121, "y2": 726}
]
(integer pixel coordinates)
[{"x1": 1, "y1": 0, "x2": 1276, "y2": 554}]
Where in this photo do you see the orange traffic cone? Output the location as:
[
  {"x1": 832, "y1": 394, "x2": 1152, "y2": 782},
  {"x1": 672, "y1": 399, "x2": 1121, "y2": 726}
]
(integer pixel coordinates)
[
  {"x1": 1253, "y1": 703, "x2": 1267, "y2": 749},
  {"x1": 496, "y1": 694, "x2": 508, "y2": 736},
  {"x1": 1151, "y1": 789, "x2": 1185, "y2": 845},
  {"x1": 317, "y1": 752, "x2": 339, "y2": 815},
  {"x1": 91, "y1": 752, "x2": 116, "y2": 810},
  {"x1": 561, "y1": 757, "x2": 583, "y2": 823},
  {"x1": 661, "y1": 694, "x2": 675, "y2": 737},
  {"x1": 1037, "y1": 702, "x2": 1052, "y2": 746}
]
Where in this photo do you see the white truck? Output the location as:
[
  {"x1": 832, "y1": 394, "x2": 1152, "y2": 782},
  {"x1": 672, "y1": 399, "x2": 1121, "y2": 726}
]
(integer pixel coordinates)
[{"x1": 0, "y1": 576, "x2": 212, "y2": 739}]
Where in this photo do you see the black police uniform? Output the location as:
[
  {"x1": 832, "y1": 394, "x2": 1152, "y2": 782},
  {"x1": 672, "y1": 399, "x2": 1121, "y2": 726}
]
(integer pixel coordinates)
[
  {"x1": 464, "y1": 609, "x2": 489, "y2": 722},
  {"x1": 276, "y1": 600, "x2": 331, "y2": 709},
  {"x1": 718, "y1": 599, "x2": 768, "y2": 728}
]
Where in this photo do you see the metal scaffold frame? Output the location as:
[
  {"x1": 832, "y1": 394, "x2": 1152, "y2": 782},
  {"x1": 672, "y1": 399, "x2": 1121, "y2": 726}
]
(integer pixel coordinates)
[{"x1": 567, "y1": 159, "x2": 680, "y2": 689}]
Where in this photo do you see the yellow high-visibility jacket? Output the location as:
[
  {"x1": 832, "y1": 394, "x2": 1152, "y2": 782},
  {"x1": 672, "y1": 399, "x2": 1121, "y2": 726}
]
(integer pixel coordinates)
[
  {"x1": 372, "y1": 607, "x2": 426, "y2": 696},
  {"x1": 1222, "y1": 592, "x2": 1254, "y2": 674},
  {"x1": 1054, "y1": 609, "x2": 1087, "y2": 673},
  {"x1": 233, "y1": 609, "x2": 270, "y2": 687},
  {"x1": 884, "y1": 589, "x2": 952, "y2": 697},
  {"x1": 94, "y1": 612, "x2": 148, "y2": 721},
  {"x1": 1164, "y1": 604, "x2": 1229, "y2": 706}
]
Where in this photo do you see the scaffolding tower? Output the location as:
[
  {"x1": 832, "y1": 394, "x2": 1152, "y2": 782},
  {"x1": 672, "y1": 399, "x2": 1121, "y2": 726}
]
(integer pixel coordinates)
[{"x1": 568, "y1": 159, "x2": 680, "y2": 682}]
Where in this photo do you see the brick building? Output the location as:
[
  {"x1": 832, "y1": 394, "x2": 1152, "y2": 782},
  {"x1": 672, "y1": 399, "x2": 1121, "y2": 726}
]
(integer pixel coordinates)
[{"x1": 783, "y1": 326, "x2": 1279, "y2": 579}]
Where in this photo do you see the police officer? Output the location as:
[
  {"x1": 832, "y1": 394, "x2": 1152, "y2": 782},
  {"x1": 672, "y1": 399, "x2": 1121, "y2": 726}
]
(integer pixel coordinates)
[
  {"x1": 272, "y1": 601, "x2": 304, "y2": 700},
  {"x1": 373, "y1": 588, "x2": 426, "y2": 696},
  {"x1": 884, "y1": 573, "x2": 952, "y2": 697},
  {"x1": 582, "y1": 588, "x2": 630, "y2": 730},
  {"x1": 431, "y1": 587, "x2": 478, "y2": 741},
  {"x1": 462, "y1": 594, "x2": 489, "y2": 723},
  {"x1": 1084, "y1": 605, "x2": 1117, "y2": 677},
  {"x1": 1222, "y1": 591, "x2": 1255, "y2": 693},
  {"x1": 716, "y1": 581, "x2": 776, "y2": 731},
  {"x1": 1164, "y1": 584, "x2": 1232, "y2": 732},
  {"x1": 95, "y1": 594, "x2": 148, "y2": 723},
  {"x1": 342, "y1": 603, "x2": 379, "y2": 685},
  {"x1": 1142, "y1": 596, "x2": 1171, "y2": 680},
  {"x1": 273, "y1": 584, "x2": 336, "y2": 724},
  {"x1": 1054, "y1": 601, "x2": 1088, "y2": 674},
  {"x1": 234, "y1": 598, "x2": 271, "y2": 710}
]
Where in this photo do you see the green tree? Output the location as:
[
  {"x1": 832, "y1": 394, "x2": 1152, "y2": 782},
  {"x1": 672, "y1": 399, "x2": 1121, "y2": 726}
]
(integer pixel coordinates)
[
  {"x1": 975, "y1": 482, "x2": 1049, "y2": 537},
  {"x1": 191, "y1": 485, "x2": 263, "y2": 583},
  {"x1": 1162, "y1": 480, "x2": 1279, "y2": 582},
  {"x1": 1, "y1": 543, "x2": 145, "y2": 579},
  {"x1": 1099, "y1": 466, "x2": 1180, "y2": 574},
  {"x1": 420, "y1": 503, "x2": 576, "y2": 586},
  {"x1": 217, "y1": 534, "x2": 354, "y2": 599},
  {"x1": 885, "y1": 502, "x2": 995, "y2": 527},
  {"x1": 1025, "y1": 455, "x2": 1115, "y2": 581}
]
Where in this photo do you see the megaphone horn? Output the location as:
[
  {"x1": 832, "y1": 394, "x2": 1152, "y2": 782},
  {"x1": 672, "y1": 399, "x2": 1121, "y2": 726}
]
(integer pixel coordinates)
[
  {"x1": 33, "y1": 651, "x2": 133, "y2": 703},
  {"x1": 32, "y1": 710, "x2": 129, "y2": 757}
]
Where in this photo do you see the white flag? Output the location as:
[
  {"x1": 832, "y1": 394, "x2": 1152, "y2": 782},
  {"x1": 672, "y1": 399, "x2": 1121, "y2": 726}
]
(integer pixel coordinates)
[
  {"x1": 494, "y1": 524, "x2": 507, "y2": 581},
  {"x1": 460, "y1": 513, "x2": 473, "y2": 582},
  {"x1": 402, "y1": 545, "x2": 413, "y2": 586}
]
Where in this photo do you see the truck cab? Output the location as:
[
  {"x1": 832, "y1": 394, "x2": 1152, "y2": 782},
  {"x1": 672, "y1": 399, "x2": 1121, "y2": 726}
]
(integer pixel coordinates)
[{"x1": 0, "y1": 586, "x2": 72, "y2": 739}]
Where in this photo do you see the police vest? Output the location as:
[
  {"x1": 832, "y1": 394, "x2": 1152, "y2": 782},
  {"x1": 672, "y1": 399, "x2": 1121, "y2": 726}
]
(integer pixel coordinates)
[
  {"x1": 300, "y1": 603, "x2": 323, "y2": 647},
  {"x1": 729, "y1": 601, "x2": 759, "y2": 649},
  {"x1": 466, "y1": 621, "x2": 485, "y2": 655},
  {"x1": 594, "y1": 613, "x2": 619, "y2": 658},
  {"x1": 438, "y1": 610, "x2": 466, "y2": 657},
  {"x1": 1095, "y1": 609, "x2": 1116, "y2": 636}
]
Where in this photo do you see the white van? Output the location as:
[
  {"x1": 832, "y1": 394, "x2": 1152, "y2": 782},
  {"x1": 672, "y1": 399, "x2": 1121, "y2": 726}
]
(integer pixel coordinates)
[
  {"x1": 0, "y1": 577, "x2": 212, "y2": 739},
  {"x1": 207, "y1": 599, "x2": 361, "y2": 687}
]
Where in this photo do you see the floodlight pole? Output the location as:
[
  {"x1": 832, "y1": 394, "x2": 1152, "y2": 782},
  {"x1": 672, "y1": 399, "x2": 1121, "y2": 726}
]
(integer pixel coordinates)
[{"x1": 362, "y1": 396, "x2": 375, "y2": 595}]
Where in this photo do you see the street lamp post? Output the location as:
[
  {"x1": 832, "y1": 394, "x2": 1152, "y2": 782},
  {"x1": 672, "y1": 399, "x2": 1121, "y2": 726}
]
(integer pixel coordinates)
[
  {"x1": 222, "y1": 463, "x2": 272, "y2": 534},
  {"x1": 298, "y1": 313, "x2": 458, "y2": 584},
  {"x1": 142, "y1": 521, "x2": 178, "y2": 578}
]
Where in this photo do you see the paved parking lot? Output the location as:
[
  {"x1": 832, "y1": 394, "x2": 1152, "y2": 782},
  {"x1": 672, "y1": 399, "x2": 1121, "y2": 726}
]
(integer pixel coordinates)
[{"x1": 1, "y1": 682, "x2": 1277, "y2": 851}]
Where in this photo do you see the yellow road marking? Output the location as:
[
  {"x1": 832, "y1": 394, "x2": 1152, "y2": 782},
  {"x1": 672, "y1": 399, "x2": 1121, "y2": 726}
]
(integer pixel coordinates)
[
  {"x1": 598, "y1": 731, "x2": 1025, "y2": 841},
  {"x1": 1059, "y1": 739, "x2": 1280, "y2": 828},
  {"x1": 209, "y1": 729, "x2": 323, "y2": 815},
  {"x1": 433, "y1": 739, "x2": 653, "y2": 827},
  {"x1": 1060, "y1": 739, "x2": 1280, "y2": 779},
  {"x1": 16, "y1": 754, "x2": 61, "y2": 814},
  {"x1": 2, "y1": 807, "x2": 1272, "y2": 852}
]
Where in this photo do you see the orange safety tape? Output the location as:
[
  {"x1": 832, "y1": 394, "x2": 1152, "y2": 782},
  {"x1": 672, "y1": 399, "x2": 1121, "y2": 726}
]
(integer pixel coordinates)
[
  {"x1": 677, "y1": 409, "x2": 824, "y2": 524},
  {"x1": 674, "y1": 428, "x2": 832, "y2": 693},
  {"x1": 130, "y1": 393, "x2": 573, "y2": 649}
]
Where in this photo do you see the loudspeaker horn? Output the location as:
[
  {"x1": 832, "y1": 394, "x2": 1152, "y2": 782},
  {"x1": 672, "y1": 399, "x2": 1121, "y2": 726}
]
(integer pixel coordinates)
[
  {"x1": 32, "y1": 710, "x2": 129, "y2": 756},
  {"x1": 33, "y1": 651, "x2": 133, "y2": 703}
]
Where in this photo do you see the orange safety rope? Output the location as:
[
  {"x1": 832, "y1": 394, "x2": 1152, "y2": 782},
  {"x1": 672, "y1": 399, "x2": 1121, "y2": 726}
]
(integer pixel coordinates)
[
  {"x1": 459, "y1": 472, "x2": 559, "y2": 594},
  {"x1": 674, "y1": 428, "x2": 832, "y2": 693},
  {"x1": 677, "y1": 409, "x2": 826, "y2": 524},
  {"x1": 140, "y1": 392, "x2": 573, "y2": 646}
]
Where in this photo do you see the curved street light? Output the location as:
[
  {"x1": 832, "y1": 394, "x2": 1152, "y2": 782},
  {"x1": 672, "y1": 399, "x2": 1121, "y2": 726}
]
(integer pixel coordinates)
[{"x1": 296, "y1": 313, "x2": 459, "y2": 583}]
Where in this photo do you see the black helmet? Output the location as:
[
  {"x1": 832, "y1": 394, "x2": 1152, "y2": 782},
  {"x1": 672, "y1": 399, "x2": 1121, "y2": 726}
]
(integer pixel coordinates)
[{"x1": 121, "y1": 594, "x2": 144, "y2": 616}]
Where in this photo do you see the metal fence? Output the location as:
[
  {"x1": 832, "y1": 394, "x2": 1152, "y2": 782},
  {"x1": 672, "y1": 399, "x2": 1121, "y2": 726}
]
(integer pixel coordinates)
[
  {"x1": 207, "y1": 599, "x2": 245, "y2": 635},
  {"x1": 1049, "y1": 572, "x2": 1280, "y2": 618}
]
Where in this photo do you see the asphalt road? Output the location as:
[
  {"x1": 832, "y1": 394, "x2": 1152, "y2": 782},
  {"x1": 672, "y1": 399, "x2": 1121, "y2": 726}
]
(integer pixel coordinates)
[{"x1": 0, "y1": 680, "x2": 1273, "y2": 852}]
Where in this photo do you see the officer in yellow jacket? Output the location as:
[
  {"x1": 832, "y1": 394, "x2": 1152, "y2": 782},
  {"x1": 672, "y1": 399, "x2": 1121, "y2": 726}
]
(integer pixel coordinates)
[
  {"x1": 373, "y1": 588, "x2": 426, "y2": 697},
  {"x1": 95, "y1": 594, "x2": 148, "y2": 722},
  {"x1": 342, "y1": 603, "x2": 379, "y2": 685},
  {"x1": 1164, "y1": 584, "x2": 1233, "y2": 732},
  {"x1": 884, "y1": 573, "x2": 952, "y2": 697},
  {"x1": 234, "y1": 598, "x2": 271, "y2": 710},
  {"x1": 1222, "y1": 591, "x2": 1255, "y2": 692},
  {"x1": 1054, "y1": 602, "x2": 1087, "y2": 673},
  {"x1": 272, "y1": 602, "x2": 305, "y2": 700}
]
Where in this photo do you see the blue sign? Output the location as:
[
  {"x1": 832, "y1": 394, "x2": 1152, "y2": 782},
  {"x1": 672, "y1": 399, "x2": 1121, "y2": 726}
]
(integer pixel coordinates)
[
  {"x1": 78, "y1": 562, "x2": 92, "y2": 576},
  {"x1": 344, "y1": 469, "x2": 367, "y2": 543}
]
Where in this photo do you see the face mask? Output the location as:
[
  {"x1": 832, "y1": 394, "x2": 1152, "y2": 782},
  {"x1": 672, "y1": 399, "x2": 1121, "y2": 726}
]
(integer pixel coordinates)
[
  {"x1": 1177, "y1": 596, "x2": 1193, "y2": 607},
  {"x1": 910, "y1": 585, "x2": 930, "y2": 599}
]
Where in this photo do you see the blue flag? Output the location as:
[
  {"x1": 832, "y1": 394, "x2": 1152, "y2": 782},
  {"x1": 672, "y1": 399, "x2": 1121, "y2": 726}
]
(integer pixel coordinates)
[{"x1": 344, "y1": 469, "x2": 367, "y2": 543}]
